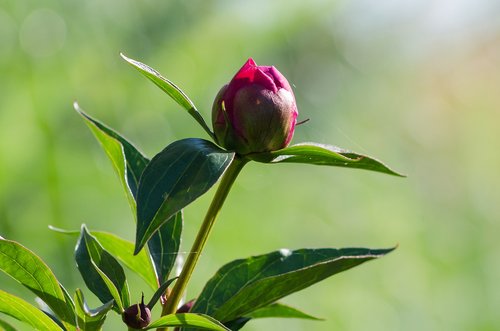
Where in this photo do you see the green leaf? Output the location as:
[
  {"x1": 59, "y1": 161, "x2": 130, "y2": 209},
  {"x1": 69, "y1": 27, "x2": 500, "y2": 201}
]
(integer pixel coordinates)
[
  {"x1": 0, "y1": 318, "x2": 17, "y2": 331},
  {"x1": 145, "y1": 313, "x2": 229, "y2": 331},
  {"x1": 0, "y1": 289, "x2": 62, "y2": 331},
  {"x1": 135, "y1": 138, "x2": 234, "y2": 254},
  {"x1": 217, "y1": 302, "x2": 322, "y2": 330},
  {"x1": 90, "y1": 260, "x2": 125, "y2": 312},
  {"x1": 74, "y1": 289, "x2": 113, "y2": 331},
  {"x1": 0, "y1": 238, "x2": 76, "y2": 329},
  {"x1": 75, "y1": 103, "x2": 149, "y2": 212},
  {"x1": 250, "y1": 142, "x2": 404, "y2": 177},
  {"x1": 49, "y1": 226, "x2": 157, "y2": 291},
  {"x1": 191, "y1": 247, "x2": 394, "y2": 322},
  {"x1": 120, "y1": 53, "x2": 214, "y2": 139},
  {"x1": 147, "y1": 212, "x2": 183, "y2": 284},
  {"x1": 75, "y1": 105, "x2": 182, "y2": 288},
  {"x1": 92, "y1": 232, "x2": 157, "y2": 291},
  {"x1": 147, "y1": 278, "x2": 177, "y2": 309},
  {"x1": 75, "y1": 225, "x2": 130, "y2": 312},
  {"x1": 245, "y1": 302, "x2": 322, "y2": 320}
]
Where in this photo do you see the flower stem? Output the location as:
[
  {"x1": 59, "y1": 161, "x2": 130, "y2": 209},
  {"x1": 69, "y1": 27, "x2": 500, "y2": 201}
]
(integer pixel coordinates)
[{"x1": 160, "y1": 156, "x2": 247, "y2": 318}]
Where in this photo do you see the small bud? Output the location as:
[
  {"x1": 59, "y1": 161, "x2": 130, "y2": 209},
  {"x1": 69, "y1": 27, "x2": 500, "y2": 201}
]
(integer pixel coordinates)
[
  {"x1": 212, "y1": 58, "x2": 298, "y2": 155},
  {"x1": 176, "y1": 299, "x2": 195, "y2": 313},
  {"x1": 122, "y1": 294, "x2": 151, "y2": 329}
]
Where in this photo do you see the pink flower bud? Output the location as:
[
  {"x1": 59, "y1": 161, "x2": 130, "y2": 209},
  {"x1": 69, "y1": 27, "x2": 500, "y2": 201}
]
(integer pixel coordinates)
[{"x1": 212, "y1": 58, "x2": 298, "y2": 155}]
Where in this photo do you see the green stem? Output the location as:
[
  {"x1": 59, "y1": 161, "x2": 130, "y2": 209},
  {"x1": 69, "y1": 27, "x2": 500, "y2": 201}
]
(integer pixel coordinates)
[{"x1": 160, "y1": 156, "x2": 247, "y2": 318}]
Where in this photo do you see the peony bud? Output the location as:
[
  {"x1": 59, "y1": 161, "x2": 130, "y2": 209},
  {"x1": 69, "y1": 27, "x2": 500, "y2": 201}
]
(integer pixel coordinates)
[
  {"x1": 122, "y1": 295, "x2": 151, "y2": 329},
  {"x1": 176, "y1": 299, "x2": 195, "y2": 314},
  {"x1": 212, "y1": 58, "x2": 298, "y2": 155}
]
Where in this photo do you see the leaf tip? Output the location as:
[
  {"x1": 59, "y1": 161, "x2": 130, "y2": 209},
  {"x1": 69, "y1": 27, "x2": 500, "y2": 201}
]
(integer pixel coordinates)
[
  {"x1": 119, "y1": 52, "x2": 129, "y2": 62},
  {"x1": 73, "y1": 101, "x2": 81, "y2": 112}
]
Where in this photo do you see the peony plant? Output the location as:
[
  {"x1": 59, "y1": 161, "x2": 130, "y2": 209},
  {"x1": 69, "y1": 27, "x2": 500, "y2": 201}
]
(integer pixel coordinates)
[{"x1": 0, "y1": 55, "x2": 403, "y2": 331}]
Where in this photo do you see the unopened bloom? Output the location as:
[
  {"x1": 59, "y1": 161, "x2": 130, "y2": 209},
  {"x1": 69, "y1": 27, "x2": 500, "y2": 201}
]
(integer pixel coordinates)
[
  {"x1": 122, "y1": 295, "x2": 151, "y2": 329},
  {"x1": 212, "y1": 58, "x2": 298, "y2": 155}
]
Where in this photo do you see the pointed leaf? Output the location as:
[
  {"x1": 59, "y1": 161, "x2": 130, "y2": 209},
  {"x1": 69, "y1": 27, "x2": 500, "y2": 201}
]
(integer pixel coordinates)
[
  {"x1": 49, "y1": 226, "x2": 157, "y2": 291},
  {"x1": 191, "y1": 247, "x2": 394, "y2": 322},
  {"x1": 245, "y1": 302, "x2": 322, "y2": 320},
  {"x1": 75, "y1": 225, "x2": 130, "y2": 312},
  {"x1": 75, "y1": 106, "x2": 189, "y2": 290},
  {"x1": 145, "y1": 313, "x2": 229, "y2": 331},
  {"x1": 120, "y1": 54, "x2": 214, "y2": 139},
  {"x1": 75, "y1": 103, "x2": 149, "y2": 211},
  {"x1": 135, "y1": 138, "x2": 234, "y2": 253},
  {"x1": 74, "y1": 289, "x2": 113, "y2": 331},
  {"x1": 147, "y1": 212, "x2": 183, "y2": 284},
  {"x1": 250, "y1": 142, "x2": 404, "y2": 177},
  {"x1": 92, "y1": 232, "x2": 157, "y2": 291},
  {"x1": 0, "y1": 289, "x2": 62, "y2": 331},
  {"x1": 90, "y1": 260, "x2": 125, "y2": 312},
  {"x1": 147, "y1": 278, "x2": 177, "y2": 309},
  {"x1": 0, "y1": 238, "x2": 76, "y2": 329}
]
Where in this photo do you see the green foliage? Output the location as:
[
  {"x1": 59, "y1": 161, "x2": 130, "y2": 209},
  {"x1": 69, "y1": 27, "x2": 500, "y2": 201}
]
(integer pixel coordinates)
[
  {"x1": 250, "y1": 142, "x2": 404, "y2": 176},
  {"x1": 135, "y1": 138, "x2": 234, "y2": 253},
  {"x1": 74, "y1": 289, "x2": 113, "y2": 331},
  {"x1": 75, "y1": 225, "x2": 130, "y2": 312},
  {"x1": 75, "y1": 107, "x2": 183, "y2": 286},
  {"x1": 75, "y1": 103, "x2": 149, "y2": 213},
  {"x1": 0, "y1": 238, "x2": 76, "y2": 330},
  {"x1": 245, "y1": 303, "x2": 322, "y2": 320},
  {"x1": 0, "y1": 54, "x2": 401, "y2": 330},
  {"x1": 147, "y1": 211, "x2": 183, "y2": 285},
  {"x1": 146, "y1": 277, "x2": 177, "y2": 309},
  {"x1": 191, "y1": 248, "x2": 393, "y2": 322},
  {"x1": 120, "y1": 54, "x2": 215, "y2": 139},
  {"x1": 91, "y1": 232, "x2": 157, "y2": 291},
  {"x1": 0, "y1": 289, "x2": 63, "y2": 331},
  {"x1": 0, "y1": 319, "x2": 16, "y2": 331},
  {"x1": 146, "y1": 313, "x2": 229, "y2": 330}
]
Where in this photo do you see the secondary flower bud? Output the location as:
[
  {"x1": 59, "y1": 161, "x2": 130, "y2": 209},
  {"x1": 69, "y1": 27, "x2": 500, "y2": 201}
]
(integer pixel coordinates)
[
  {"x1": 212, "y1": 58, "x2": 298, "y2": 155},
  {"x1": 122, "y1": 295, "x2": 151, "y2": 329}
]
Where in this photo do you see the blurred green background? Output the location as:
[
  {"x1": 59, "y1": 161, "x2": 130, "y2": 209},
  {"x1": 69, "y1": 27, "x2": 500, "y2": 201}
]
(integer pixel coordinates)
[{"x1": 1, "y1": 0, "x2": 499, "y2": 330}]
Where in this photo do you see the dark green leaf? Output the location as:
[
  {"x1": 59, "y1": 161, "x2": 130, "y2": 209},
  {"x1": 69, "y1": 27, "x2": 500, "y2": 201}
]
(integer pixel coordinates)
[
  {"x1": 145, "y1": 313, "x2": 229, "y2": 331},
  {"x1": 0, "y1": 289, "x2": 62, "y2": 331},
  {"x1": 135, "y1": 138, "x2": 234, "y2": 254},
  {"x1": 147, "y1": 278, "x2": 177, "y2": 309},
  {"x1": 92, "y1": 232, "x2": 157, "y2": 291},
  {"x1": 0, "y1": 238, "x2": 76, "y2": 330},
  {"x1": 222, "y1": 317, "x2": 250, "y2": 331},
  {"x1": 120, "y1": 54, "x2": 214, "y2": 139},
  {"x1": 75, "y1": 225, "x2": 130, "y2": 312},
  {"x1": 191, "y1": 247, "x2": 394, "y2": 322},
  {"x1": 74, "y1": 289, "x2": 113, "y2": 331},
  {"x1": 147, "y1": 212, "x2": 183, "y2": 284},
  {"x1": 245, "y1": 302, "x2": 322, "y2": 320},
  {"x1": 75, "y1": 103, "x2": 149, "y2": 211},
  {"x1": 0, "y1": 318, "x2": 17, "y2": 331},
  {"x1": 249, "y1": 142, "x2": 404, "y2": 177},
  {"x1": 49, "y1": 226, "x2": 157, "y2": 291}
]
